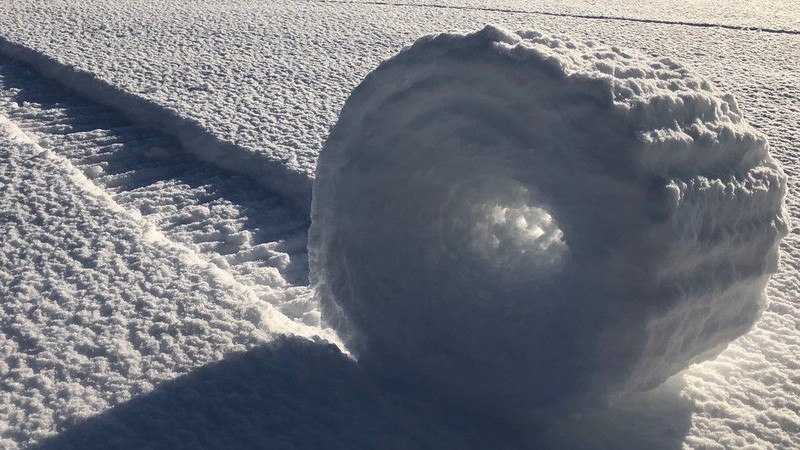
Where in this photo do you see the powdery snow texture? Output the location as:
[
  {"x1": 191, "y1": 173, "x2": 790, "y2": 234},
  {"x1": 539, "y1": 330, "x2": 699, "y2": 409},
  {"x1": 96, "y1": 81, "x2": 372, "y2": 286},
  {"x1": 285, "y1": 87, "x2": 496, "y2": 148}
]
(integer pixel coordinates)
[
  {"x1": 0, "y1": 0, "x2": 799, "y2": 447},
  {"x1": 309, "y1": 26, "x2": 789, "y2": 413},
  {"x1": 0, "y1": 115, "x2": 316, "y2": 448},
  {"x1": 337, "y1": 0, "x2": 800, "y2": 33}
]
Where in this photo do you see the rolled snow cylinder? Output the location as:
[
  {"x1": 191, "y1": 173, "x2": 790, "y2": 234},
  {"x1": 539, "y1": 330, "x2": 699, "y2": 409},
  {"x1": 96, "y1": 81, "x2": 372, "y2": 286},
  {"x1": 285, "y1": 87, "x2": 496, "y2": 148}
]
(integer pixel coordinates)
[{"x1": 309, "y1": 25, "x2": 789, "y2": 414}]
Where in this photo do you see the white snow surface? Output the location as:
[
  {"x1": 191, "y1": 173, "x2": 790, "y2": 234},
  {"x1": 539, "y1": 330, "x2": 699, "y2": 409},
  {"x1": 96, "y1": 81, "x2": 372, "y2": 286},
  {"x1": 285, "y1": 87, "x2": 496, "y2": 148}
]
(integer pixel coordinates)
[
  {"x1": 0, "y1": 0, "x2": 796, "y2": 207},
  {"x1": 0, "y1": 113, "x2": 319, "y2": 448},
  {"x1": 309, "y1": 25, "x2": 789, "y2": 413},
  {"x1": 0, "y1": 0, "x2": 798, "y2": 448},
  {"x1": 334, "y1": 0, "x2": 800, "y2": 32}
]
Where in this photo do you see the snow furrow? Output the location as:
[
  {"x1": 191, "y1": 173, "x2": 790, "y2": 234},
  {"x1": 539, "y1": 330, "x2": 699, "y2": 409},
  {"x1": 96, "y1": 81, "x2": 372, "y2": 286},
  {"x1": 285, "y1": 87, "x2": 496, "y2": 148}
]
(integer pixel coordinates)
[
  {"x1": 0, "y1": 113, "x2": 325, "y2": 449},
  {"x1": 0, "y1": 55, "x2": 320, "y2": 327},
  {"x1": 0, "y1": 36, "x2": 314, "y2": 216}
]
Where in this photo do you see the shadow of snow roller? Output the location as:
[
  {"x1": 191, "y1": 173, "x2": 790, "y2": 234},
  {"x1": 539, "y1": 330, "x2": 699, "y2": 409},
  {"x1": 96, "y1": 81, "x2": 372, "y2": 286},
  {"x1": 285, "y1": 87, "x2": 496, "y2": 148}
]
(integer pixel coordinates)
[{"x1": 309, "y1": 25, "x2": 789, "y2": 416}]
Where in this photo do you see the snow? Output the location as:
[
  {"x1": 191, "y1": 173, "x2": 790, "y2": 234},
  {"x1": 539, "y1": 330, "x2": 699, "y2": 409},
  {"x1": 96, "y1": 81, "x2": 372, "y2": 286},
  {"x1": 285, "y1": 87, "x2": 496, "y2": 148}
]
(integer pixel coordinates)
[
  {"x1": 0, "y1": 112, "x2": 317, "y2": 448},
  {"x1": 334, "y1": 0, "x2": 800, "y2": 32},
  {"x1": 0, "y1": 0, "x2": 798, "y2": 448},
  {"x1": 308, "y1": 25, "x2": 789, "y2": 414},
  {"x1": 0, "y1": 1, "x2": 796, "y2": 209},
  {"x1": 0, "y1": 55, "x2": 320, "y2": 327}
]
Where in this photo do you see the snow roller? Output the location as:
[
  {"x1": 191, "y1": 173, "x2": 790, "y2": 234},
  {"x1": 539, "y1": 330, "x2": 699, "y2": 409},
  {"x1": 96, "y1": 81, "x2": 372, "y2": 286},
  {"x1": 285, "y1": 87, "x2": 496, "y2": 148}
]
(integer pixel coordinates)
[{"x1": 309, "y1": 25, "x2": 789, "y2": 414}]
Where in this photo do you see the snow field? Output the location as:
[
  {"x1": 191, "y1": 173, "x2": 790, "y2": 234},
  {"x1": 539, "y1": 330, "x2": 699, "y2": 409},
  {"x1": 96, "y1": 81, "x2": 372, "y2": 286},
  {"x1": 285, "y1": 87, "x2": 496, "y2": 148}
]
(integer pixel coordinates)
[
  {"x1": 0, "y1": 0, "x2": 797, "y2": 447},
  {"x1": 0, "y1": 60, "x2": 323, "y2": 448},
  {"x1": 0, "y1": 1, "x2": 796, "y2": 219}
]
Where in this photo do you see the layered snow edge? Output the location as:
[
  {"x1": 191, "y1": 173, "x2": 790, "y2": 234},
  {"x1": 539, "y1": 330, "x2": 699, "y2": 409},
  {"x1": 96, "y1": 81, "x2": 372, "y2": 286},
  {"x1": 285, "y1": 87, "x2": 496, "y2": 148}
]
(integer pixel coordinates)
[
  {"x1": 0, "y1": 37, "x2": 314, "y2": 215},
  {"x1": 309, "y1": 25, "x2": 789, "y2": 412},
  {"x1": 0, "y1": 113, "x2": 315, "y2": 340}
]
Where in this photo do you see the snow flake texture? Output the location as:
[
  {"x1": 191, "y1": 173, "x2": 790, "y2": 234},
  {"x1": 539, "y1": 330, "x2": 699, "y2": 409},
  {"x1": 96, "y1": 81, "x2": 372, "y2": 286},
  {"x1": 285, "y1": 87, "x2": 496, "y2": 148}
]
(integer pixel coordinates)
[{"x1": 308, "y1": 25, "x2": 789, "y2": 414}]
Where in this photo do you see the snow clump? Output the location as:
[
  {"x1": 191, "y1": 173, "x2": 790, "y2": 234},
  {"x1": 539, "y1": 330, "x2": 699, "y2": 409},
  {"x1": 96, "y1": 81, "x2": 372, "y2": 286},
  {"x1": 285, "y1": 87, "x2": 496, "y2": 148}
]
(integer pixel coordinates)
[{"x1": 308, "y1": 25, "x2": 789, "y2": 414}]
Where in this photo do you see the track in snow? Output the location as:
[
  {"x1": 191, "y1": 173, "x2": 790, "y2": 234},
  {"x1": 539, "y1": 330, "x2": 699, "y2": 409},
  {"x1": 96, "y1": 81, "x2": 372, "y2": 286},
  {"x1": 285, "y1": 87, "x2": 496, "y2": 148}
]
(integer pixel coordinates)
[
  {"x1": 0, "y1": 55, "x2": 319, "y2": 326},
  {"x1": 316, "y1": 0, "x2": 800, "y2": 35}
]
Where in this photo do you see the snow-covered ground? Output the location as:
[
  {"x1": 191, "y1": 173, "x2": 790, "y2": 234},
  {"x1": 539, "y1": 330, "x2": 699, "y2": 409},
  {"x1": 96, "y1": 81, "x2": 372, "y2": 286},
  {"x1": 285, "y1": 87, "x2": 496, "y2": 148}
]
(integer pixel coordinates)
[
  {"x1": 0, "y1": 93, "x2": 317, "y2": 447},
  {"x1": 331, "y1": 0, "x2": 800, "y2": 32},
  {"x1": 0, "y1": 0, "x2": 798, "y2": 448}
]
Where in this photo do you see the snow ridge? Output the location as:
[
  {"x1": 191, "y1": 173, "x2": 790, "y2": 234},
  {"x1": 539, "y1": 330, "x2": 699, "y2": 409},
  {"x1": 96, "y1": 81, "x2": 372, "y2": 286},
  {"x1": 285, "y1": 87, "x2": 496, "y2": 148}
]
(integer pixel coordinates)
[
  {"x1": 0, "y1": 36, "x2": 313, "y2": 216},
  {"x1": 0, "y1": 55, "x2": 322, "y2": 327}
]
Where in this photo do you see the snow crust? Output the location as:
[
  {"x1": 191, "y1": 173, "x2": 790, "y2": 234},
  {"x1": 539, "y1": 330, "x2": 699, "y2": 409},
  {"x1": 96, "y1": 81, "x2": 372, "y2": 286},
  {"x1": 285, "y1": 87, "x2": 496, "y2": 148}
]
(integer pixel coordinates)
[
  {"x1": 0, "y1": 114, "x2": 317, "y2": 448},
  {"x1": 0, "y1": 0, "x2": 799, "y2": 447},
  {"x1": 0, "y1": 55, "x2": 320, "y2": 326},
  {"x1": 309, "y1": 25, "x2": 789, "y2": 412},
  {"x1": 0, "y1": 0, "x2": 795, "y2": 213}
]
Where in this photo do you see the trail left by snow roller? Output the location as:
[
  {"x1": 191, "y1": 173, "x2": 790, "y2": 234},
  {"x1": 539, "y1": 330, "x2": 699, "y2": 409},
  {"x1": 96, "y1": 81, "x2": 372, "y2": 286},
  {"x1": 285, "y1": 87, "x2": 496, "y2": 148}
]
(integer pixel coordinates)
[{"x1": 308, "y1": 25, "x2": 789, "y2": 415}]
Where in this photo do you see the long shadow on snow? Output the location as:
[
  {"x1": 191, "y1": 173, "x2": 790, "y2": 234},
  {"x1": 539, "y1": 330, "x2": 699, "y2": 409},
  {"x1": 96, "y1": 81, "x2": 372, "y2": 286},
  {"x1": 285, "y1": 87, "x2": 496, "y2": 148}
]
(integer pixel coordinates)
[
  {"x1": 35, "y1": 336, "x2": 694, "y2": 450},
  {"x1": 34, "y1": 337, "x2": 491, "y2": 450}
]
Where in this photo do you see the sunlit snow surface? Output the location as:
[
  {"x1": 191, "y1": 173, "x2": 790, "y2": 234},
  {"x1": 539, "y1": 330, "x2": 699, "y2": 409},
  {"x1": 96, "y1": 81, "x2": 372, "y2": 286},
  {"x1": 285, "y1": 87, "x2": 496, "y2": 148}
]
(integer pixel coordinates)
[
  {"x1": 336, "y1": 0, "x2": 800, "y2": 32},
  {"x1": 0, "y1": 111, "x2": 319, "y2": 447},
  {"x1": 0, "y1": 0, "x2": 798, "y2": 448}
]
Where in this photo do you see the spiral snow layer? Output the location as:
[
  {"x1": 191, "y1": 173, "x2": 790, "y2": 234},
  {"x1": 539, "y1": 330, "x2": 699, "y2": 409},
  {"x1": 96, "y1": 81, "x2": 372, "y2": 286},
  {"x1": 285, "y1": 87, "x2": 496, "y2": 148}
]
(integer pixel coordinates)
[{"x1": 309, "y1": 25, "x2": 789, "y2": 413}]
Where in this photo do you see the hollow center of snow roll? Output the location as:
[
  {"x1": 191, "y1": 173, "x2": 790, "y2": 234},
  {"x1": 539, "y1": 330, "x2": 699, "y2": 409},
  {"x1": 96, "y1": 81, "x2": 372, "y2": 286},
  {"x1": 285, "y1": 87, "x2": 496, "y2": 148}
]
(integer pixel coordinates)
[{"x1": 438, "y1": 179, "x2": 566, "y2": 281}]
